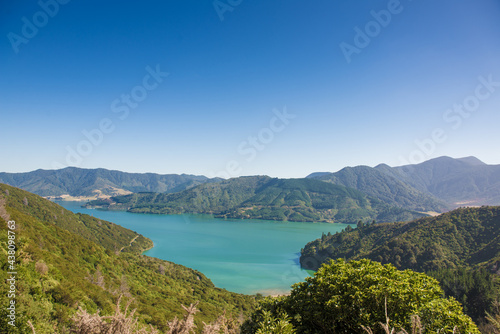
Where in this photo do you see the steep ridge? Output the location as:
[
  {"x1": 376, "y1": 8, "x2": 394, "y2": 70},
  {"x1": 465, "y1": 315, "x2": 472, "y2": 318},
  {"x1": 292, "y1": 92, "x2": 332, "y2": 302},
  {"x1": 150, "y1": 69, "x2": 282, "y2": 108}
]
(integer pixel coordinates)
[
  {"x1": 307, "y1": 156, "x2": 500, "y2": 210},
  {"x1": 0, "y1": 184, "x2": 255, "y2": 333},
  {"x1": 308, "y1": 165, "x2": 449, "y2": 212}
]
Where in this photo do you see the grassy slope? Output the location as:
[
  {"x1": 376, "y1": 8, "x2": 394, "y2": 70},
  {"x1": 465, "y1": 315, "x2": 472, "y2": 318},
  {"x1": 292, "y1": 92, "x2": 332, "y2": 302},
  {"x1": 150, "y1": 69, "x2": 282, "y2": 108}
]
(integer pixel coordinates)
[{"x1": 0, "y1": 184, "x2": 255, "y2": 334}]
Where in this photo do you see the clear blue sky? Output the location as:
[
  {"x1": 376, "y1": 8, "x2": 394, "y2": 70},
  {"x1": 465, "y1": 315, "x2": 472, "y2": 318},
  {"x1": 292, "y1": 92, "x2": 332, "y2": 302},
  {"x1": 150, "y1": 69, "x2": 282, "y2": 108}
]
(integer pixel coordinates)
[{"x1": 1, "y1": 0, "x2": 499, "y2": 178}]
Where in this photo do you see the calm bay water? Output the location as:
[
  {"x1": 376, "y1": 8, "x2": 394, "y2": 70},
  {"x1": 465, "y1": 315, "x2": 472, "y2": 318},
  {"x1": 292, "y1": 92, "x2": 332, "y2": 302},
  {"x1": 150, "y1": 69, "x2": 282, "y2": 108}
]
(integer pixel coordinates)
[{"x1": 57, "y1": 201, "x2": 348, "y2": 295}]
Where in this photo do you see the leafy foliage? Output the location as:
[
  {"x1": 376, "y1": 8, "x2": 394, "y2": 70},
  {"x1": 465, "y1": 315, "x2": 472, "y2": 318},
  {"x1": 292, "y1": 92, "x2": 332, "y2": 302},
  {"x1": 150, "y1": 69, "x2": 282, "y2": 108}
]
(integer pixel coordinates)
[
  {"x1": 254, "y1": 311, "x2": 296, "y2": 334},
  {"x1": 426, "y1": 268, "x2": 497, "y2": 322},
  {"x1": 243, "y1": 259, "x2": 479, "y2": 334}
]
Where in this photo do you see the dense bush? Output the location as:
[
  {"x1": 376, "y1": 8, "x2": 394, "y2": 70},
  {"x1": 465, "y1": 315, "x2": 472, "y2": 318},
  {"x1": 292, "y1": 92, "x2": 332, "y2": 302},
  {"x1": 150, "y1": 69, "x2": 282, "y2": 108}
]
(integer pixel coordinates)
[
  {"x1": 300, "y1": 206, "x2": 500, "y2": 325},
  {"x1": 244, "y1": 259, "x2": 479, "y2": 334}
]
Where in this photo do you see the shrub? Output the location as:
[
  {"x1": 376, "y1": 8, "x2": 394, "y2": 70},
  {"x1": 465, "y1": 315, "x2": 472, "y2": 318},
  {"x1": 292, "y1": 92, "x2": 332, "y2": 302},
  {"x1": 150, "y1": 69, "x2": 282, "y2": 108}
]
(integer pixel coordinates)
[{"x1": 245, "y1": 259, "x2": 479, "y2": 334}]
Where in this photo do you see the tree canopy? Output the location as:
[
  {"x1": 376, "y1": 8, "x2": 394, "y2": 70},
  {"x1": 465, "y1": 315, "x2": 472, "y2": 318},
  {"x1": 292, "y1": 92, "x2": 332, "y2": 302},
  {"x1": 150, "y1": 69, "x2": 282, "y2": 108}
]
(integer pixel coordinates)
[{"x1": 244, "y1": 259, "x2": 479, "y2": 334}]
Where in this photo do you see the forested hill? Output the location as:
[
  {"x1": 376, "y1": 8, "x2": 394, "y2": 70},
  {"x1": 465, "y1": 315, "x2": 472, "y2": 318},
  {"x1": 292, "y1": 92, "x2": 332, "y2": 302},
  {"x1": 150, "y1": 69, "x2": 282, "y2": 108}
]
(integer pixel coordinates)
[
  {"x1": 0, "y1": 183, "x2": 153, "y2": 254},
  {"x1": 3, "y1": 155, "x2": 499, "y2": 211},
  {"x1": 300, "y1": 206, "x2": 500, "y2": 272},
  {"x1": 308, "y1": 156, "x2": 500, "y2": 209},
  {"x1": 308, "y1": 165, "x2": 449, "y2": 213},
  {"x1": 87, "y1": 176, "x2": 426, "y2": 224},
  {"x1": 0, "y1": 184, "x2": 255, "y2": 333},
  {"x1": 299, "y1": 206, "x2": 500, "y2": 324},
  {"x1": 0, "y1": 167, "x2": 217, "y2": 197}
]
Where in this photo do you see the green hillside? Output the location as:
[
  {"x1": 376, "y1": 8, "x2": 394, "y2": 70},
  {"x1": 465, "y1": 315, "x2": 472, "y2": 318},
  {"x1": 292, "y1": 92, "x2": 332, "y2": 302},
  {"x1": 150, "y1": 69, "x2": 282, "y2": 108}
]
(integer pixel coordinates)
[
  {"x1": 87, "y1": 176, "x2": 426, "y2": 224},
  {"x1": 0, "y1": 184, "x2": 153, "y2": 254},
  {"x1": 0, "y1": 184, "x2": 255, "y2": 333},
  {"x1": 300, "y1": 206, "x2": 500, "y2": 323},
  {"x1": 307, "y1": 156, "x2": 500, "y2": 209}
]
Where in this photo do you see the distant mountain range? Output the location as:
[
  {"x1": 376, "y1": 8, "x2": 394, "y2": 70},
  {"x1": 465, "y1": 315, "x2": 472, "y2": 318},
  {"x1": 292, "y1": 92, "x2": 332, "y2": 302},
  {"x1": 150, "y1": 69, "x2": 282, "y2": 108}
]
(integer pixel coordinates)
[
  {"x1": 87, "y1": 176, "x2": 425, "y2": 224},
  {"x1": 0, "y1": 167, "x2": 217, "y2": 197},
  {"x1": 307, "y1": 156, "x2": 500, "y2": 210},
  {"x1": 388, "y1": 156, "x2": 500, "y2": 206},
  {"x1": 1, "y1": 156, "x2": 499, "y2": 223}
]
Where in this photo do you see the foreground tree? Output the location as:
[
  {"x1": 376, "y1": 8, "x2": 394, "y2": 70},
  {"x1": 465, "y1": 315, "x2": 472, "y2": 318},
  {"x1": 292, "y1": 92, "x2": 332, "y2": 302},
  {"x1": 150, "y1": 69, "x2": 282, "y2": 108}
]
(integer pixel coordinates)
[{"x1": 243, "y1": 259, "x2": 479, "y2": 334}]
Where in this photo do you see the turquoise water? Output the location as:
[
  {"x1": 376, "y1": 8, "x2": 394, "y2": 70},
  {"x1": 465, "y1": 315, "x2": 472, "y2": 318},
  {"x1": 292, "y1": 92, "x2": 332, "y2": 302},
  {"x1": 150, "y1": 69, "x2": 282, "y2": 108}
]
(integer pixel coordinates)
[{"x1": 57, "y1": 201, "x2": 348, "y2": 295}]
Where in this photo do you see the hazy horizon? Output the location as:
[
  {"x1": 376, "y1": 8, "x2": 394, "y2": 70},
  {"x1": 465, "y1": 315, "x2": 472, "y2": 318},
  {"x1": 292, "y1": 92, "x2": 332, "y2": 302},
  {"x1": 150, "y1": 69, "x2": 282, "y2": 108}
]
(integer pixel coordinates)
[{"x1": 1, "y1": 155, "x2": 495, "y2": 180}]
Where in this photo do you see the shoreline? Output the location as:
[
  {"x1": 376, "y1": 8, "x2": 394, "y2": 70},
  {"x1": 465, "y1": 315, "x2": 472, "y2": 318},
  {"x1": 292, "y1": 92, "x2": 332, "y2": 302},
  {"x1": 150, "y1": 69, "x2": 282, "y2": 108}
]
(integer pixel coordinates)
[
  {"x1": 80, "y1": 203, "x2": 349, "y2": 225},
  {"x1": 46, "y1": 194, "x2": 112, "y2": 202},
  {"x1": 256, "y1": 289, "x2": 291, "y2": 297},
  {"x1": 141, "y1": 243, "x2": 155, "y2": 254},
  {"x1": 56, "y1": 200, "x2": 327, "y2": 298}
]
